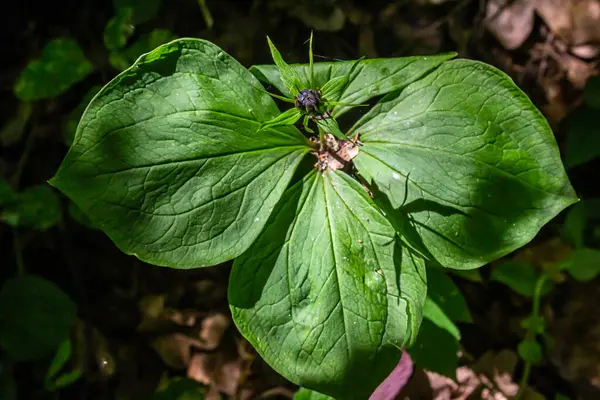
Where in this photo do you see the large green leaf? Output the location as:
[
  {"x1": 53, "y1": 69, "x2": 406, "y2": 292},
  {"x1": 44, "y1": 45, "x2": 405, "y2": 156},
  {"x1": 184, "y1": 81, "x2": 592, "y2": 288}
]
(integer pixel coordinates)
[
  {"x1": 51, "y1": 39, "x2": 311, "y2": 268},
  {"x1": 14, "y1": 38, "x2": 93, "y2": 101},
  {"x1": 250, "y1": 53, "x2": 456, "y2": 117},
  {"x1": 0, "y1": 275, "x2": 77, "y2": 362},
  {"x1": 351, "y1": 60, "x2": 577, "y2": 269},
  {"x1": 294, "y1": 388, "x2": 333, "y2": 400},
  {"x1": 229, "y1": 171, "x2": 426, "y2": 399}
]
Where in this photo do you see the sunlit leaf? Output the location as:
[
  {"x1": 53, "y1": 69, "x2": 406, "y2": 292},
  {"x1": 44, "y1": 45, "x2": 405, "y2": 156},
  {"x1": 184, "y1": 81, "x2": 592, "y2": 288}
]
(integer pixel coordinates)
[
  {"x1": 294, "y1": 388, "x2": 333, "y2": 400},
  {"x1": 251, "y1": 53, "x2": 456, "y2": 117},
  {"x1": 266, "y1": 36, "x2": 304, "y2": 94},
  {"x1": 65, "y1": 85, "x2": 101, "y2": 146},
  {"x1": 260, "y1": 108, "x2": 302, "y2": 131},
  {"x1": 351, "y1": 60, "x2": 577, "y2": 269},
  {"x1": 230, "y1": 171, "x2": 426, "y2": 399},
  {"x1": 315, "y1": 116, "x2": 345, "y2": 139},
  {"x1": 52, "y1": 39, "x2": 311, "y2": 268}
]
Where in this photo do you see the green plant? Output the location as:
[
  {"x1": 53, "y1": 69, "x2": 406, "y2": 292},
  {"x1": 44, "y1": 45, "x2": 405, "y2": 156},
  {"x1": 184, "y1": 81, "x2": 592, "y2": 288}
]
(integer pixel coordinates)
[{"x1": 50, "y1": 35, "x2": 577, "y2": 398}]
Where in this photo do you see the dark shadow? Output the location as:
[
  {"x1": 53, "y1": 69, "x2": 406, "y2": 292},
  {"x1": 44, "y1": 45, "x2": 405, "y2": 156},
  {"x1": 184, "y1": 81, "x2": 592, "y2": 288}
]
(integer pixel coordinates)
[{"x1": 369, "y1": 179, "x2": 471, "y2": 267}]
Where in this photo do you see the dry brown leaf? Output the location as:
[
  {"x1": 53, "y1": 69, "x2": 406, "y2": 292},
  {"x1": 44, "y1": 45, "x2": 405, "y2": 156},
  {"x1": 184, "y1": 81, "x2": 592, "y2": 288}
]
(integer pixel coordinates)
[
  {"x1": 535, "y1": 0, "x2": 571, "y2": 40},
  {"x1": 486, "y1": 0, "x2": 536, "y2": 50},
  {"x1": 188, "y1": 352, "x2": 243, "y2": 397},
  {"x1": 535, "y1": 0, "x2": 600, "y2": 44},
  {"x1": 151, "y1": 333, "x2": 193, "y2": 369},
  {"x1": 199, "y1": 313, "x2": 230, "y2": 350}
]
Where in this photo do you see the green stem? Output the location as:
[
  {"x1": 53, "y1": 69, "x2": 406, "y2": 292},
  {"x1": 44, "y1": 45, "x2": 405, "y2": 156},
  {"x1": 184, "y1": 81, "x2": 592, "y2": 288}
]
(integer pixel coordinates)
[
  {"x1": 197, "y1": 0, "x2": 214, "y2": 29},
  {"x1": 515, "y1": 362, "x2": 531, "y2": 400},
  {"x1": 515, "y1": 273, "x2": 549, "y2": 400}
]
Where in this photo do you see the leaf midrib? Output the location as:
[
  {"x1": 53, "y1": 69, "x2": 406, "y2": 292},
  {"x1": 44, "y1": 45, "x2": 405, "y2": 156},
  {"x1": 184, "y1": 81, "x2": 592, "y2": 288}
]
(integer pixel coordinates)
[
  {"x1": 81, "y1": 145, "x2": 309, "y2": 178},
  {"x1": 321, "y1": 173, "x2": 351, "y2": 361}
]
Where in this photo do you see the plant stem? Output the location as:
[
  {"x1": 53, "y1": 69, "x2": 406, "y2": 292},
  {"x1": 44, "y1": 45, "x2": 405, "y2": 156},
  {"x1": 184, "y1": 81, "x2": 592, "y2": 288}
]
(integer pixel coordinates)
[
  {"x1": 515, "y1": 273, "x2": 549, "y2": 400},
  {"x1": 515, "y1": 362, "x2": 531, "y2": 400}
]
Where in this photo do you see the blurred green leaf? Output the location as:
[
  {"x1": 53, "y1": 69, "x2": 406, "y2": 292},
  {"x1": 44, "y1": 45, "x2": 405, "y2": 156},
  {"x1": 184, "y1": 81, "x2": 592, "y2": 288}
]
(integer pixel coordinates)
[
  {"x1": 153, "y1": 377, "x2": 206, "y2": 400},
  {"x1": 408, "y1": 319, "x2": 459, "y2": 378},
  {"x1": 423, "y1": 297, "x2": 461, "y2": 340},
  {"x1": 0, "y1": 179, "x2": 17, "y2": 205},
  {"x1": 562, "y1": 202, "x2": 586, "y2": 248},
  {"x1": 517, "y1": 339, "x2": 542, "y2": 364},
  {"x1": 46, "y1": 339, "x2": 73, "y2": 382},
  {"x1": 109, "y1": 29, "x2": 177, "y2": 71},
  {"x1": 0, "y1": 102, "x2": 31, "y2": 147},
  {"x1": 427, "y1": 268, "x2": 472, "y2": 323},
  {"x1": 565, "y1": 106, "x2": 600, "y2": 168},
  {"x1": 47, "y1": 370, "x2": 82, "y2": 391},
  {"x1": 491, "y1": 260, "x2": 552, "y2": 297},
  {"x1": 14, "y1": 38, "x2": 93, "y2": 101},
  {"x1": 294, "y1": 388, "x2": 333, "y2": 400},
  {"x1": 559, "y1": 248, "x2": 600, "y2": 281},
  {"x1": 0, "y1": 185, "x2": 61, "y2": 230},
  {"x1": 104, "y1": 7, "x2": 135, "y2": 51},
  {"x1": 0, "y1": 275, "x2": 77, "y2": 362},
  {"x1": 45, "y1": 338, "x2": 82, "y2": 391},
  {"x1": 65, "y1": 85, "x2": 101, "y2": 146},
  {"x1": 584, "y1": 76, "x2": 600, "y2": 109},
  {"x1": 114, "y1": 0, "x2": 161, "y2": 24},
  {"x1": 521, "y1": 316, "x2": 545, "y2": 335}
]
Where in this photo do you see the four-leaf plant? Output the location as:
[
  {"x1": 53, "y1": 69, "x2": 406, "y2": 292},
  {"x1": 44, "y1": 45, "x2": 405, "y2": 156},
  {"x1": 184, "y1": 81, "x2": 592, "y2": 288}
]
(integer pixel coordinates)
[{"x1": 50, "y1": 36, "x2": 577, "y2": 399}]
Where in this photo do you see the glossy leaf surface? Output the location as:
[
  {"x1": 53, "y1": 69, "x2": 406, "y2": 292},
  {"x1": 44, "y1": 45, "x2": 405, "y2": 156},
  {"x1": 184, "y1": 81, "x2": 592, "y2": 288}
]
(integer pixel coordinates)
[
  {"x1": 250, "y1": 53, "x2": 456, "y2": 117},
  {"x1": 230, "y1": 171, "x2": 426, "y2": 399},
  {"x1": 352, "y1": 60, "x2": 577, "y2": 269},
  {"x1": 51, "y1": 39, "x2": 310, "y2": 268}
]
